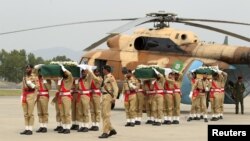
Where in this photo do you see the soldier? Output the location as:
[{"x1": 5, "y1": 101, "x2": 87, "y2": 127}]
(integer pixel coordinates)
[
  {"x1": 135, "y1": 79, "x2": 144, "y2": 125},
  {"x1": 122, "y1": 69, "x2": 138, "y2": 127},
  {"x1": 20, "y1": 64, "x2": 38, "y2": 135},
  {"x1": 34, "y1": 64, "x2": 52, "y2": 133},
  {"x1": 98, "y1": 65, "x2": 118, "y2": 138},
  {"x1": 186, "y1": 72, "x2": 200, "y2": 121},
  {"x1": 57, "y1": 64, "x2": 73, "y2": 134},
  {"x1": 172, "y1": 71, "x2": 183, "y2": 124},
  {"x1": 192, "y1": 74, "x2": 211, "y2": 122},
  {"x1": 218, "y1": 71, "x2": 228, "y2": 119},
  {"x1": 210, "y1": 71, "x2": 226, "y2": 121},
  {"x1": 51, "y1": 80, "x2": 63, "y2": 132},
  {"x1": 151, "y1": 68, "x2": 165, "y2": 126},
  {"x1": 70, "y1": 78, "x2": 79, "y2": 130},
  {"x1": 89, "y1": 69, "x2": 103, "y2": 131},
  {"x1": 163, "y1": 71, "x2": 175, "y2": 124},
  {"x1": 233, "y1": 76, "x2": 245, "y2": 114},
  {"x1": 76, "y1": 68, "x2": 92, "y2": 132},
  {"x1": 143, "y1": 79, "x2": 155, "y2": 124}
]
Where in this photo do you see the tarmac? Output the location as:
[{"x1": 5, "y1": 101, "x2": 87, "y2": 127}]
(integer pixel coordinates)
[{"x1": 0, "y1": 96, "x2": 249, "y2": 141}]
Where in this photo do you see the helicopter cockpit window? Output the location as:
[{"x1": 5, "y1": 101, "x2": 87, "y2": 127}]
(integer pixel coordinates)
[
  {"x1": 175, "y1": 33, "x2": 179, "y2": 39},
  {"x1": 134, "y1": 36, "x2": 182, "y2": 53}
]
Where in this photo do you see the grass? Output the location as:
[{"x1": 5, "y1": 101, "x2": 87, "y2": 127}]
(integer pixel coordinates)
[
  {"x1": 0, "y1": 89, "x2": 57, "y2": 96},
  {"x1": 0, "y1": 89, "x2": 21, "y2": 96}
]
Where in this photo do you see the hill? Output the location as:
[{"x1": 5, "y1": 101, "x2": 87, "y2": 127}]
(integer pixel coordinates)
[{"x1": 30, "y1": 47, "x2": 83, "y2": 61}]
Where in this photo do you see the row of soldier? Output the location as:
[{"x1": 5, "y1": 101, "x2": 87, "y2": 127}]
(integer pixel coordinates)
[
  {"x1": 121, "y1": 67, "x2": 227, "y2": 126},
  {"x1": 187, "y1": 70, "x2": 227, "y2": 122},
  {"x1": 19, "y1": 63, "x2": 228, "y2": 136},
  {"x1": 20, "y1": 64, "x2": 118, "y2": 138},
  {"x1": 121, "y1": 68, "x2": 183, "y2": 126}
]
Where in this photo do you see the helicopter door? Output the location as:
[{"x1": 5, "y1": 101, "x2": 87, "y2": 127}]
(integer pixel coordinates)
[{"x1": 94, "y1": 59, "x2": 107, "y2": 75}]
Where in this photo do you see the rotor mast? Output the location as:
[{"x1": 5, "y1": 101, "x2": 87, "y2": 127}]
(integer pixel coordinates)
[{"x1": 146, "y1": 11, "x2": 177, "y2": 29}]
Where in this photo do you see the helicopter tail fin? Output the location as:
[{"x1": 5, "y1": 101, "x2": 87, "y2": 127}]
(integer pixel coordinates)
[{"x1": 223, "y1": 36, "x2": 228, "y2": 45}]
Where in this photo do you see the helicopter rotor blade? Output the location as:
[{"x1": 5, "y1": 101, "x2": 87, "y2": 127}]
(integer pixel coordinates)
[
  {"x1": 84, "y1": 16, "x2": 160, "y2": 51},
  {"x1": 0, "y1": 18, "x2": 137, "y2": 36},
  {"x1": 108, "y1": 16, "x2": 160, "y2": 34},
  {"x1": 176, "y1": 18, "x2": 250, "y2": 26},
  {"x1": 178, "y1": 21, "x2": 250, "y2": 42},
  {"x1": 83, "y1": 34, "x2": 116, "y2": 51}
]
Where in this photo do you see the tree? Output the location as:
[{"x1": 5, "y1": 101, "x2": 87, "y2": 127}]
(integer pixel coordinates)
[
  {"x1": 0, "y1": 50, "x2": 72, "y2": 83},
  {"x1": 51, "y1": 55, "x2": 72, "y2": 61}
]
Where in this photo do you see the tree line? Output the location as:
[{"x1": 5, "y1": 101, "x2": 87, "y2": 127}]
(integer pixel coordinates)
[{"x1": 0, "y1": 49, "x2": 72, "y2": 83}]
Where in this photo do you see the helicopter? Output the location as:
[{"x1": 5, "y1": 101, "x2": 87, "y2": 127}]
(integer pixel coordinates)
[{"x1": 1, "y1": 11, "x2": 250, "y2": 105}]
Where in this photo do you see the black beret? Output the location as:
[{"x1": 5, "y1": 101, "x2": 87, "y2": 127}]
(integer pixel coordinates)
[{"x1": 103, "y1": 65, "x2": 112, "y2": 72}]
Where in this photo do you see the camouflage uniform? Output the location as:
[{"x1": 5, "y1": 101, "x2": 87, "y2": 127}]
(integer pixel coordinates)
[{"x1": 122, "y1": 76, "x2": 138, "y2": 127}]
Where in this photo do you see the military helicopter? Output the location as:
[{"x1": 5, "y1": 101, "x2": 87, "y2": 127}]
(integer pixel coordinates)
[{"x1": 1, "y1": 11, "x2": 250, "y2": 105}]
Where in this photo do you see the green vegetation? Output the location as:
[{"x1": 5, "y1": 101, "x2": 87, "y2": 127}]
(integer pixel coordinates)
[
  {"x1": 0, "y1": 89, "x2": 57, "y2": 96},
  {"x1": 0, "y1": 89, "x2": 21, "y2": 96},
  {"x1": 0, "y1": 49, "x2": 72, "y2": 83}
]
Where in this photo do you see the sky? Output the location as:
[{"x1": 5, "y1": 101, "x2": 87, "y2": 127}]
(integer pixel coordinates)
[{"x1": 0, "y1": 0, "x2": 250, "y2": 54}]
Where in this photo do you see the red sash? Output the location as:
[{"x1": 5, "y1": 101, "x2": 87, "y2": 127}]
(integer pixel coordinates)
[
  {"x1": 191, "y1": 79, "x2": 199, "y2": 97},
  {"x1": 91, "y1": 80, "x2": 101, "y2": 96},
  {"x1": 37, "y1": 79, "x2": 49, "y2": 100},
  {"x1": 58, "y1": 80, "x2": 72, "y2": 105},
  {"x1": 145, "y1": 83, "x2": 155, "y2": 95},
  {"x1": 174, "y1": 83, "x2": 181, "y2": 95},
  {"x1": 78, "y1": 79, "x2": 90, "y2": 102},
  {"x1": 164, "y1": 81, "x2": 173, "y2": 94},
  {"x1": 22, "y1": 88, "x2": 35, "y2": 103},
  {"x1": 153, "y1": 81, "x2": 164, "y2": 95},
  {"x1": 210, "y1": 81, "x2": 220, "y2": 98}
]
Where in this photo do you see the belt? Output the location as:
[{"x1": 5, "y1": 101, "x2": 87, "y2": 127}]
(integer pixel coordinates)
[
  {"x1": 137, "y1": 89, "x2": 144, "y2": 92},
  {"x1": 79, "y1": 90, "x2": 91, "y2": 94},
  {"x1": 93, "y1": 89, "x2": 101, "y2": 93},
  {"x1": 60, "y1": 92, "x2": 71, "y2": 96},
  {"x1": 156, "y1": 90, "x2": 164, "y2": 93},
  {"x1": 174, "y1": 89, "x2": 181, "y2": 93},
  {"x1": 165, "y1": 90, "x2": 174, "y2": 94},
  {"x1": 211, "y1": 89, "x2": 221, "y2": 92},
  {"x1": 38, "y1": 91, "x2": 49, "y2": 95},
  {"x1": 146, "y1": 91, "x2": 155, "y2": 94}
]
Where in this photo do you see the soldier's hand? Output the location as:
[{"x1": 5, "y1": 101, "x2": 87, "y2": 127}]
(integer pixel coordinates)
[
  {"x1": 50, "y1": 100, "x2": 55, "y2": 106},
  {"x1": 34, "y1": 64, "x2": 44, "y2": 69}
]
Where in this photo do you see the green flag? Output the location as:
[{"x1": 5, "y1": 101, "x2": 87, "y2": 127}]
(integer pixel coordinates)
[{"x1": 172, "y1": 61, "x2": 184, "y2": 72}]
